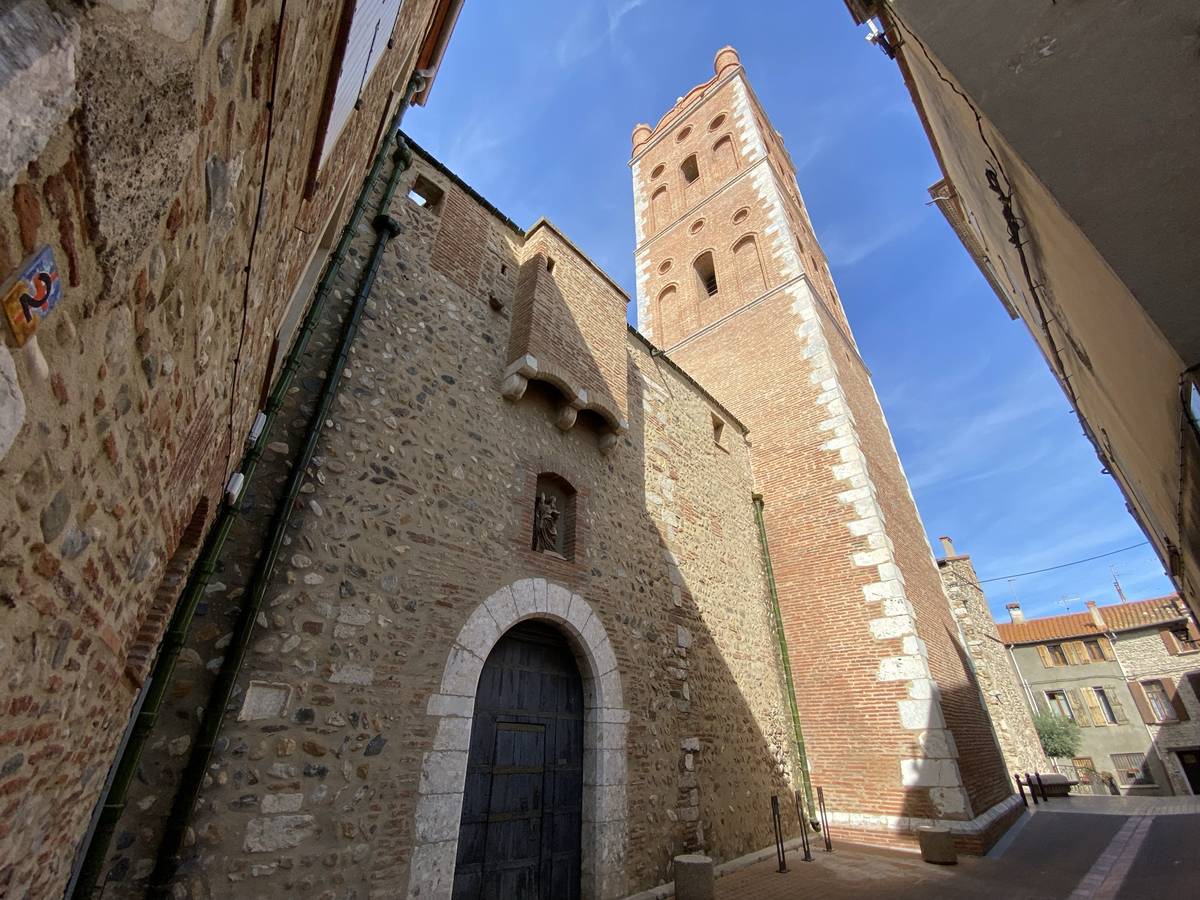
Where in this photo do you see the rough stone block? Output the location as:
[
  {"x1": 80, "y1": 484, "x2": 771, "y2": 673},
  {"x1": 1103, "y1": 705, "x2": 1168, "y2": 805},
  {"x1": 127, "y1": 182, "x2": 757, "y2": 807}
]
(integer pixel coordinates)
[
  {"x1": 673, "y1": 854, "x2": 714, "y2": 900},
  {"x1": 484, "y1": 585, "x2": 518, "y2": 630},
  {"x1": 238, "y1": 681, "x2": 291, "y2": 721},
  {"x1": 407, "y1": 838, "x2": 457, "y2": 900},
  {"x1": 916, "y1": 826, "x2": 957, "y2": 865},
  {"x1": 455, "y1": 604, "x2": 501, "y2": 660},
  {"x1": 414, "y1": 791, "x2": 465, "y2": 844},
  {"x1": 243, "y1": 815, "x2": 315, "y2": 853},
  {"x1": 439, "y1": 645, "x2": 484, "y2": 697},
  {"x1": 419, "y1": 751, "x2": 468, "y2": 796}
]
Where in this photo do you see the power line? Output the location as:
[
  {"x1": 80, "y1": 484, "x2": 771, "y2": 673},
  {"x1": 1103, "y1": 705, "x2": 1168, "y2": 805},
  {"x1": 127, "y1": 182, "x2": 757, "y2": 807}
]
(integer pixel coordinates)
[{"x1": 974, "y1": 542, "x2": 1150, "y2": 585}]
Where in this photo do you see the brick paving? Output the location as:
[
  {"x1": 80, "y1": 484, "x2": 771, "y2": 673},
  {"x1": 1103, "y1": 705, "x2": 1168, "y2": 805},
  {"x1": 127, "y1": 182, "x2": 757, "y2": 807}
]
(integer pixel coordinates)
[{"x1": 711, "y1": 801, "x2": 1200, "y2": 899}]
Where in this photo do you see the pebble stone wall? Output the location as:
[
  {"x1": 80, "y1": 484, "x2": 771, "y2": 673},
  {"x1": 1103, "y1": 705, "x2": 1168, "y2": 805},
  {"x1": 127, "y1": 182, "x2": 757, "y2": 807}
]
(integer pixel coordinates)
[
  {"x1": 0, "y1": 3, "x2": 443, "y2": 896},
  {"x1": 171, "y1": 145, "x2": 800, "y2": 898}
]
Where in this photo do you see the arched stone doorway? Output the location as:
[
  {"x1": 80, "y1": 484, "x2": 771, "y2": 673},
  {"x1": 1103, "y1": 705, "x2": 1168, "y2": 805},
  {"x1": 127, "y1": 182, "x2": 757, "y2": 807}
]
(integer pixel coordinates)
[
  {"x1": 406, "y1": 579, "x2": 629, "y2": 900},
  {"x1": 452, "y1": 621, "x2": 584, "y2": 899}
]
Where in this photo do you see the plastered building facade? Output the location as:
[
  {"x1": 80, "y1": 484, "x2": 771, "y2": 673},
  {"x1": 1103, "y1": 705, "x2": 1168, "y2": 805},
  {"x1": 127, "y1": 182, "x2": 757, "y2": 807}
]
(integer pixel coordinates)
[
  {"x1": 999, "y1": 596, "x2": 1200, "y2": 797},
  {"x1": 841, "y1": 1, "x2": 1200, "y2": 623},
  {"x1": 630, "y1": 47, "x2": 1015, "y2": 852}
]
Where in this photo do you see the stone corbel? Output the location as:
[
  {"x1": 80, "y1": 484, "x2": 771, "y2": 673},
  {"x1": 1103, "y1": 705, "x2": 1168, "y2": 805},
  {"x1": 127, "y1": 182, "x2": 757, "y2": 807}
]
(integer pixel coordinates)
[
  {"x1": 555, "y1": 388, "x2": 587, "y2": 432},
  {"x1": 500, "y1": 354, "x2": 538, "y2": 402},
  {"x1": 598, "y1": 417, "x2": 629, "y2": 455}
]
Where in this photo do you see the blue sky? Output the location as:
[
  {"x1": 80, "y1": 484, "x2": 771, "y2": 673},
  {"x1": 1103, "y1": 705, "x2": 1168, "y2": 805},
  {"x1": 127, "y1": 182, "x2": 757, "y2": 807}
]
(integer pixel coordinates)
[{"x1": 403, "y1": 1, "x2": 1173, "y2": 622}]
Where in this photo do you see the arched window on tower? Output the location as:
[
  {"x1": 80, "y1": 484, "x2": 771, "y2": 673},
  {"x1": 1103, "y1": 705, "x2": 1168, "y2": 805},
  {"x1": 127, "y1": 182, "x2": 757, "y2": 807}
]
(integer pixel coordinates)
[
  {"x1": 693, "y1": 251, "x2": 719, "y2": 301},
  {"x1": 656, "y1": 284, "x2": 678, "y2": 339},
  {"x1": 532, "y1": 473, "x2": 576, "y2": 560},
  {"x1": 651, "y1": 186, "x2": 671, "y2": 234},
  {"x1": 711, "y1": 135, "x2": 738, "y2": 181},
  {"x1": 732, "y1": 235, "x2": 766, "y2": 298},
  {"x1": 680, "y1": 154, "x2": 700, "y2": 185}
]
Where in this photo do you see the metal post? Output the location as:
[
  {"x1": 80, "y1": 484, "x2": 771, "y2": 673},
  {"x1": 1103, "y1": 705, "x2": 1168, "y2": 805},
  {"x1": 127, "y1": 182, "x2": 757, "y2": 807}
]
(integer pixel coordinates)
[
  {"x1": 1035, "y1": 772, "x2": 1049, "y2": 802},
  {"x1": 817, "y1": 786, "x2": 833, "y2": 851},
  {"x1": 1014, "y1": 773, "x2": 1027, "y2": 808},
  {"x1": 794, "y1": 790, "x2": 813, "y2": 861},
  {"x1": 771, "y1": 795, "x2": 788, "y2": 873},
  {"x1": 1025, "y1": 773, "x2": 1038, "y2": 805}
]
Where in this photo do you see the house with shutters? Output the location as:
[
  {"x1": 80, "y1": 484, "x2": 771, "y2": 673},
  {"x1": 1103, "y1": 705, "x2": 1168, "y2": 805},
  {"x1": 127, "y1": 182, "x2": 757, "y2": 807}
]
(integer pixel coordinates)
[{"x1": 997, "y1": 596, "x2": 1200, "y2": 797}]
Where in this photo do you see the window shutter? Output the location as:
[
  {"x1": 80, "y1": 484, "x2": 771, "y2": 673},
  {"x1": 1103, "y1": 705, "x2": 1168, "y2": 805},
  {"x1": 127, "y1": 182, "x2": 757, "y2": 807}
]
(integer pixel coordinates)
[
  {"x1": 1064, "y1": 642, "x2": 1082, "y2": 665},
  {"x1": 1187, "y1": 671, "x2": 1200, "y2": 705},
  {"x1": 1037, "y1": 645, "x2": 1055, "y2": 668},
  {"x1": 1161, "y1": 628, "x2": 1181, "y2": 655},
  {"x1": 1067, "y1": 689, "x2": 1092, "y2": 726},
  {"x1": 1108, "y1": 690, "x2": 1129, "y2": 725},
  {"x1": 1099, "y1": 636, "x2": 1116, "y2": 661},
  {"x1": 1075, "y1": 641, "x2": 1093, "y2": 664},
  {"x1": 318, "y1": 0, "x2": 406, "y2": 170},
  {"x1": 1164, "y1": 678, "x2": 1190, "y2": 721},
  {"x1": 1128, "y1": 681, "x2": 1156, "y2": 724},
  {"x1": 1187, "y1": 619, "x2": 1200, "y2": 643}
]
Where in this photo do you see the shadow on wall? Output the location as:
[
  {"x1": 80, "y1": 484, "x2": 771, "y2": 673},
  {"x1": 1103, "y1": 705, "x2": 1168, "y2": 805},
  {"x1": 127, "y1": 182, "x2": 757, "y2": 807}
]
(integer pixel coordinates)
[{"x1": 129, "y1": 156, "x2": 814, "y2": 900}]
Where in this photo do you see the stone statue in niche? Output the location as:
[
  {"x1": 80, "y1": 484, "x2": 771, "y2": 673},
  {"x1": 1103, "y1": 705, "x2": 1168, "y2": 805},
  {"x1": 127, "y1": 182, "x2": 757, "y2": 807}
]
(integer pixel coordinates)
[{"x1": 533, "y1": 492, "x2": 561, "y2": 556}]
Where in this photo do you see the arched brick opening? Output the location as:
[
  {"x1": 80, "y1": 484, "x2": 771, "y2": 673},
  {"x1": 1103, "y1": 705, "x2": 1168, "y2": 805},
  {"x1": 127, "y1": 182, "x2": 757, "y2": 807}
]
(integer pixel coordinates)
[{"x1": 406, "y1": 580, "x2": 628, "y2": 900}]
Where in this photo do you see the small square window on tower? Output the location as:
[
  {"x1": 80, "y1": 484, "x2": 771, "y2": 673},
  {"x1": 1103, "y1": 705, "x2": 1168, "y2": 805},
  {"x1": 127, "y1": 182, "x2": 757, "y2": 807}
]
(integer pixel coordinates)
[
  {"x1": 407, "y1": 175, "x2": 444, "y2": 214},
  {"x1": 711, "y1": 413, "x2": 725, "y2": 446}
]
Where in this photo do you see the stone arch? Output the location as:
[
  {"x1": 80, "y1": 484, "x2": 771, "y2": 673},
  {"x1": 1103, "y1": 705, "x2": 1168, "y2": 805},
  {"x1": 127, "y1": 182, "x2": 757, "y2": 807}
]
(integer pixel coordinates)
[{"x1": 406, "y1": 579, "x2": 629, "y2": 900}]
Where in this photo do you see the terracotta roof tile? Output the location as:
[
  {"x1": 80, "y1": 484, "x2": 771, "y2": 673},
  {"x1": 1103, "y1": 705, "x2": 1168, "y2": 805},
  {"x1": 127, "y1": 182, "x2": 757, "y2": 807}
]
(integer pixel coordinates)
[{"x1": 995, "y1": 595, "x2": 1187, "y2": 645}]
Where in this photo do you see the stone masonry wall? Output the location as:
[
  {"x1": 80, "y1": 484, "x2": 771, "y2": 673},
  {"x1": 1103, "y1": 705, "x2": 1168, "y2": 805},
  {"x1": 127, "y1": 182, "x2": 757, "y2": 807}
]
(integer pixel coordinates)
[
  {"x1": 0, "y1": 2, "x2": 442, "y2": 895},
  {"x1": 1114, "y1": 629, "x2": 1200, "y2": 796},
  {"x1": 937, "y1": 551, "x2": 1051, "y2": 776},
  {"x1": 173, "y1": 148, "x2": 798, "y2": 898}
]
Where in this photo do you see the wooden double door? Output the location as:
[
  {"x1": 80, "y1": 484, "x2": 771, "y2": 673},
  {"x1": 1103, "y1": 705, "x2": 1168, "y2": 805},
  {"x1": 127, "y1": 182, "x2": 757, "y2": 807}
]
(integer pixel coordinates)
[{"x1": 452, "y1": 622, "x2": 584, "y2": 900}]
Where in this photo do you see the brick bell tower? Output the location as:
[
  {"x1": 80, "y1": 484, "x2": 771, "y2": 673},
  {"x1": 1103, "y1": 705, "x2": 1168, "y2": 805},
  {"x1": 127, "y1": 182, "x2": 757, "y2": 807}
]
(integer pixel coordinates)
[{"x1": 630, "y1": 48, "x2": 1016, "y2": 849}]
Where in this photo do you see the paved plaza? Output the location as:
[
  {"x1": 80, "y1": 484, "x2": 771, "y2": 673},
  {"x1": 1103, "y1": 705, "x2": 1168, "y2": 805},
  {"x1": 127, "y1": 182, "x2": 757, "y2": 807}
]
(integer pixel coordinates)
[{"x1": 708, "y1": 796, "x2": 1200, "y2": 899}]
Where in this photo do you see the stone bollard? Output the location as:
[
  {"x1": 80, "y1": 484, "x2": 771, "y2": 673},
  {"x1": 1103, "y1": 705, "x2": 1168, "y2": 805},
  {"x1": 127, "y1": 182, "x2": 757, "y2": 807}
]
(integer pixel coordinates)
[
  {"x1": 674, "y1": 853, "x2": 715, "y2": 900},
  {"x1": 916, "y1": 825, "x2": 957, "y2": 865}
]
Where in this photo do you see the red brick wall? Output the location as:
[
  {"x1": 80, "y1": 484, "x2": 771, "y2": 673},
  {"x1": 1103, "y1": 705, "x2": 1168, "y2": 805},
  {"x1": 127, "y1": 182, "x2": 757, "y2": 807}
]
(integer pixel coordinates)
[{"x1": 632, "y1": 49, "x2": 1012, "y2": 842}]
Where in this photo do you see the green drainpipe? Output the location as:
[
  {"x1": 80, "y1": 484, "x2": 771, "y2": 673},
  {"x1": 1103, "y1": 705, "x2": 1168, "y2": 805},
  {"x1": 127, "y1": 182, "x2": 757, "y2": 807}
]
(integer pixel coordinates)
[
  {"x1": 146, "y1": 99, "x2": 416, "y2": 898},
  {"x1": 70, "y1": 76, "x2": 422, "y2": 900},
  {"x1": 753, "y1": 492, "x2": 817, "y2": 825}
]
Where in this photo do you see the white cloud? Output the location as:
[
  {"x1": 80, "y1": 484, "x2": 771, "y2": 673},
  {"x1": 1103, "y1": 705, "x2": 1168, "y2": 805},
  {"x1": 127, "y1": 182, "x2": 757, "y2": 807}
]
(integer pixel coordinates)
[
  {"x1": 822, "y1": 213, "x2": 923, "y2": 266},
  {"x1": 555, "y1": 0, "x2": 653, "y2": 68}
]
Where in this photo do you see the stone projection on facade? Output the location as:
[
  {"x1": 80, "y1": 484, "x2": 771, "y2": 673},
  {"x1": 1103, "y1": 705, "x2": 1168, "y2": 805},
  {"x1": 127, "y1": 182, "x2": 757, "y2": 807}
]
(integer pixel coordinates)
[
  {"x1": 630, "y1": 46, "x2": 1017, "y2": 851},
  {"x1": 935, "y1": 537, "x2": 1051, "y2": 777}
]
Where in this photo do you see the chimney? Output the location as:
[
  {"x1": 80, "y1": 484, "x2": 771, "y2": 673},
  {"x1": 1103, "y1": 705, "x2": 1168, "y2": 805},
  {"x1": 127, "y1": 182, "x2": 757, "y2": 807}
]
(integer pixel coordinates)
[
  {"x1": 1086, "y1": 600, "x2": 1105, "y2": 630},
  {"x1": 938, "y1": 535, "x2": 957, "y2": 558},
  {"x1": 1006, "y1": 602, "x2": 1024, "y2": 623}
]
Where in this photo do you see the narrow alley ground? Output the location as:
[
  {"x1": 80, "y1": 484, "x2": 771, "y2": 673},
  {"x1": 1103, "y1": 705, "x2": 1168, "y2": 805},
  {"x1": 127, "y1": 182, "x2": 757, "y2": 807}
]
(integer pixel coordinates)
[{"x1": 712, "y1": 796, "x2": 1200, "y2": 899}]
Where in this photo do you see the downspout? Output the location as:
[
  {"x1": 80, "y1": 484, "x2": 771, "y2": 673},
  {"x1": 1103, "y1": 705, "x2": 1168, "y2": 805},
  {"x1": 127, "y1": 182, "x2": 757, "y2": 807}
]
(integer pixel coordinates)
[
  {"x1": 68, "y1": 74, "x2": 422, "y2": 900},
  {"x1": 752, "y1": 493, "x2": 817, "y2": 824},
  {"x1": 147, "y1": 111, "x2": 416, "y2": 894}
]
